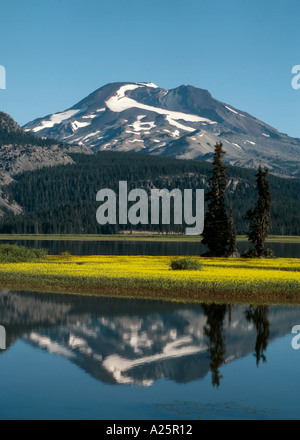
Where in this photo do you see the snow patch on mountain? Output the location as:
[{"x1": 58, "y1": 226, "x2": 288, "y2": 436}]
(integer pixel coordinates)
[
  {"x1": 129, "y1": 115, "x2": 156, "y2": 132},
  {"x1": 105, "y1": 84, "x2": 217, "y2": 126},
  {"x1": 166, "y1": 116, "x2": 196, "y2": 132},
  {"x1": 71, "y1": 121, "x2": 91, "y2": 131},
  {"x1": 82, "y1": 114, "x2": 98, "y2": 119},
  {"x1": 137, "y1": 82, "x2": 158, "y2": 88},
  {"x1": 226, "y1": 105, "x2": 239, "y2": 115},
  {"x1": 232, "y1": 143, "x2": 242, "y2": 150},
  {"x1": 30, "y1": 109, "x2": 81, "y2": 133},
  {"x1": 82, "y1": 130, "x2": 101, "y2": 141},
  {"x1": 225, "y1": 105, "x2": 246, "y2": 118}
]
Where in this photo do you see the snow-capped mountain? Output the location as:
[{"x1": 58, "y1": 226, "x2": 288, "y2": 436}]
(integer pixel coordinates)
[{"x1": 24, "y1": 82, "x2": 300, "y2": 178}]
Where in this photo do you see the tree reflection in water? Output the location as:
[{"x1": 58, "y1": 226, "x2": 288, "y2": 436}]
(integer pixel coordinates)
[
  {"x1": 202, "y1": 304, "x2": 228, "y2": 388},
  {"x1": 245, "y1": 306, "x2": 270, "y2": 367},
  {"x1": 202, "y1": 304, "x2": 271, "y2": 388},
  {"x1": 0, "y1": 290, "x2": 279, "y2": 389}
]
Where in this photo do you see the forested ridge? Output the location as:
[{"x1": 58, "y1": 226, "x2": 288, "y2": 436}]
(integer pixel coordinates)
[
  {"x1": 0, "y1": 111, "x2": 56, "y2": 147},
  {"x1": 0, "y1": 151, "x2": 299, "y2": 235}
]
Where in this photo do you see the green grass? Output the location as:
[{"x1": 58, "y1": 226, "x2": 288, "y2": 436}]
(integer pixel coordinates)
[
  {"x1": 0, "y1": 234, "x2": 299, "y2": 243},
  {"x1": 0, "y1": 244, "x2": 48, "y2": 263}
]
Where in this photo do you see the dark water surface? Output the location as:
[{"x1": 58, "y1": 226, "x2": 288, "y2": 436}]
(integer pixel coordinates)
[
  {"x1": 0, "y1": 239, "x2": 299, "y2": 258},
  {"x1": 0, "y1": 290, "x2": 300, "y2": 420}
]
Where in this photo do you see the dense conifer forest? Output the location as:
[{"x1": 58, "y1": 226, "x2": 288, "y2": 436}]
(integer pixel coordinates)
[{"x1": 0, "y1": 151, "x2": 299, "y2": 235}]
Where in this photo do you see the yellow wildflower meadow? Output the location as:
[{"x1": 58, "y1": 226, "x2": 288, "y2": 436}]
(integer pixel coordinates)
[{"x1": 0, "y1": 255, "x2": 299, "y2": 303}]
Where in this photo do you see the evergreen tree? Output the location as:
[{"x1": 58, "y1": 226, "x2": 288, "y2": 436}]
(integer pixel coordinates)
[
  {"x1": 202, "y1": 142, "x2": 230, "y2": 256},
  {"x1": 247, "y1": 166, "x2": 272, "y2": 256},
  {"x1": 228, "y1": 205, "x2": 239, "y2": 257}
]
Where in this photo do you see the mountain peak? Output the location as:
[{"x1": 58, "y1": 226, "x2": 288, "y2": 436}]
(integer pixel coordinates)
[{"x1": 23, "y1": 82, "x2": 300, "y2": 178}]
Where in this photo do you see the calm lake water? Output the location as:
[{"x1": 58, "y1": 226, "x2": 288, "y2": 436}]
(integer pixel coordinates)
[
  {"x1": 0, "y1": 290, "x2": 300, "y2": 420},
  {"x1": 0, "y1": 240, "x2": 299, "y2": 258}
]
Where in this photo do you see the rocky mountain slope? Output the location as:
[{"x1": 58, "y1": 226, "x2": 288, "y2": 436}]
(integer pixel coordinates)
[
  {"x1": 0, "y1": 112, "x2": 90, "y2": 213},
  {"x1": 24, "y1": 82, "x2": 300, "y2": 178}
]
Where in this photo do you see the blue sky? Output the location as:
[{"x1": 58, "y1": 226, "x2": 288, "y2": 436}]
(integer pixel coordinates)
[{"x1": 0, "y1": 0, "x2": 299, "y2": 137}]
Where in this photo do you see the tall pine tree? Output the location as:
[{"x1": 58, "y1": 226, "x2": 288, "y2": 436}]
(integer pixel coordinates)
[
  {"x1": 247, "y1": 166, "x2": 272, "y2": 257},
  {"x1": 228, "y1": 205, "x2": 239, "y2": 258},
  {"x1": 202, "y1": 142, "x2": 230, "y2": 257}
]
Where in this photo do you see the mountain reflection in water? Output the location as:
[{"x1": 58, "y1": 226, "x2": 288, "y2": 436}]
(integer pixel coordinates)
[{"x1": 0, "y1": 289, "x2": 299, "y2": 388}]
